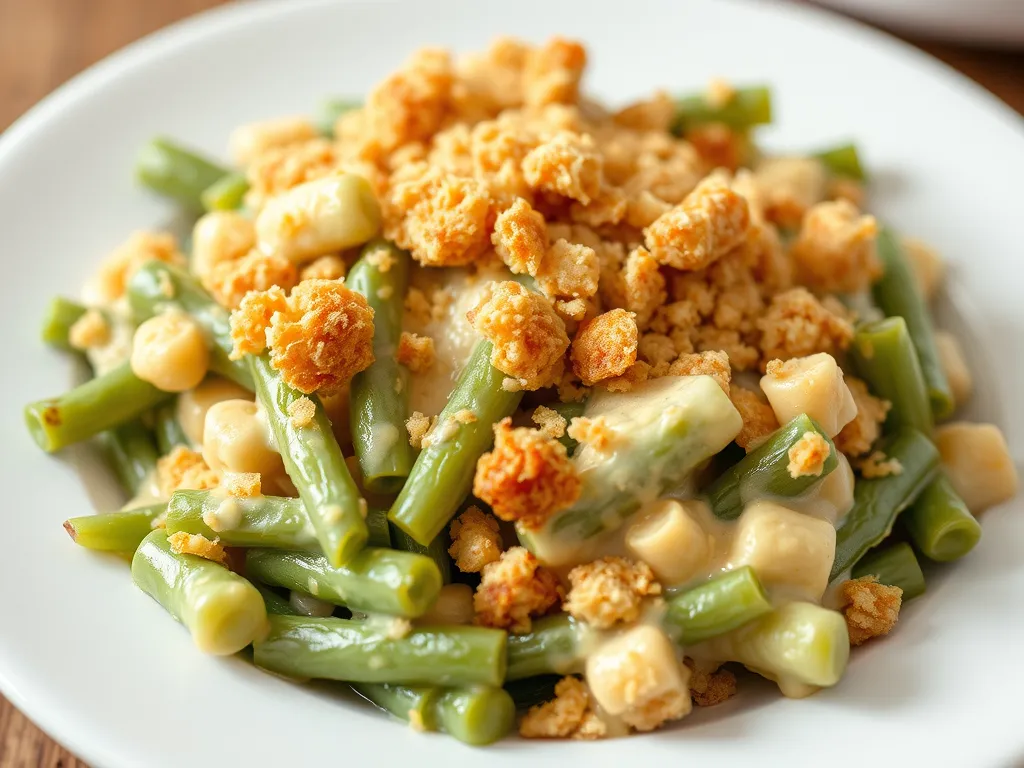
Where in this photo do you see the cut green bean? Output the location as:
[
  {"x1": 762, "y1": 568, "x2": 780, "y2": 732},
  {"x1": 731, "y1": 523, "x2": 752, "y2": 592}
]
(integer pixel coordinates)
[
  {"x1": 131, "y1": 530, "x2": 268, "y2": 655},
  {"x1": 127, "y1": 261, "x2": 253, "y2": 390},
  {"x1": 830, "y1": 428, "x2": 940, "y2": 580},
  {"x1": 316, "y1": 98, "x2": 361, "y2": 137},
  {"x1": 166, "y1": 490, "x2": 319, "y2": 551},
  {"x1": 390, "y1": 523, "x2": 452, "y2": 585},
  {"x1": 348, "y1": 240, "x2": 415, "y2": 494},
  {"x1": 249, "y1": 353, "x2": 368, "y2": 567},
  {"x1": 504, "y1": 675, "x2": 562, "y2": 710},
  {"x1": 851, "y1": 317, "x2": 933, "y2": 434},
  {"x1": 705, "y1": 414, "x2": 839, "y2": 521},
  {"x1": 872, "y1": 228, "x2": 954, "y2": 420},
  {"x1": 200, "y1": 172, "x2": 249, "y2": 212},
  {"x1": 354, "y1": 684, "x2": 515, "y2": 746},
  {"x1": 41, "y1": 297, "x2": 87, "y2": 351},
  {"x1": 245, "y1": 548, "x2": 442, "y2": 618},
  {"x1": 253, "y1": 614, "x2": 507, "y2": 687},
  {"x1": 903, "y1": 474, "x2": 981, "y2": 563},
  {"x1": 257, "y1": 585, "x2": 300, "y2": 616},
  {"x1": 103, "y1": 420, "x2": 160, "y2": 495},
  {"x1": 153, "y1": 400, "x2": 190, "y2": 453},
  {"x1": 136, "y1": 137, "x2": 229, "y2": 212},
  {"x1": 390, "y1": 340, "x2": 524, "y2": 546},
  {"x1": 63, "y1": 503, "x2": 166, "y2": 552},
  {"x1": 663, "y1": 566, "x2": 773, "y2": 645},
  {"x1": 366, "y1": 508, "x2": 392, "y2": 548},
  {"x1": 852, "y1": 542, "x2": 926, "y2": 600},
  {"x1": 814, "y1": 143, "x2": 865, "y2": 180},
  {"x1": 671, "y1": 85, "x2": 772, "y2": 134},
  {"x1": 25, "y1": 362, "x2": 172, "y2": 453},
  {"x1": 505, "y1": 614, "x2": 583, "y2": 681}
]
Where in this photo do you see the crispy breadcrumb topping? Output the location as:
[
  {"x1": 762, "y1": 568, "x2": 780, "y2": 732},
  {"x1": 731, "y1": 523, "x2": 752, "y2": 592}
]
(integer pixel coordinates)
[
  {"x1": 473, "y1": 418, "x2": 580, "y2": 529},
  {"x1": 787, "y1": 431, "x2": 832, "y2": 478},
  {"x1": 519, "y1": 677, "x2": 607, "y2": 740},
  {"x1": 857, "y1": 450, "x2": 903, "y2": 479},
  {"x1": 167, "y1": 531, "x2": 226, "y2": 564},
  {"x1": 447, "y1": 506, "x2": 504, "y2": 573},
  {"x1": 87, "y1": 231, "x2": 185, "y2": 304},
  {"x1": 523, "y1": 132, "x2": 603, "y2": 205},
  {"x1": 835, "y1": 377, "x2": 891, "y2": 457},
  {"x1": 840, "y1": 576, "x2": 902, "y2": 646},
  {"x1": 571, "y1": 309, "x2": 638, "y2": 386},
  {"x1": 685, "y1": 659, "x2": 737, "y2": 707},
  {"x1": 753, "y1": 156, "x2": 827, "y2": 230},
  {"x1": 366, "y1": 48, "x2": 453, "y2": 151},
  {"x1": 563, "y1": 557, "x2": 661, "y2": 629},
  {"x1": 223, "y1": 471, "x2": 262, "y2": 498},
  {"x1": 287, "y1": 396, "x2": 317, "y2": 428},
  {"x1": 397, "y1": 332, "x2": 435, "y2": 373},
  {"x1": 156, "y1": 446, "x2": 220, "y2": 497},
  {"x1": 206, "y1": 250, "x2": 298, "y2": 309},
  {"x1": 299, "y1": 254, "x2": 347, "y2": 282},
  {"x1": 522, "y1": 37, "x2": 587, "y2": 108},
  {"x1": 68, "y1": 309, "x2": 110, "y2": 350},
  {"x1": 532, "y1": 405, "x2": 568, "y2": 439},
  {"x1": 790, "y1": 200, "x2": 881, "y2": 294},
  {"x1": 473, "y1": 546, "x2": 563, "y2": 633},
  {"x1": 537, "y1": 238, "x2": 599, "y2": 300},
  {"x1": 757, "y1": 288, "x2": 853, "y2": 368},
  {"x1": 566, "y1": 416, "x2": 612, "y2": 451},
  {"x1": 730, "y1": 386, "x2": 779, "y2": 451},
  {"x1": 492, "y1": 198, "x2": 548, "y2": 275},
  {"x1": 405, "y1": 411, "x2": 435, "y2": 449},
  {"x1": 668, "y1": 350, "x2": 731, "y2": 393}
]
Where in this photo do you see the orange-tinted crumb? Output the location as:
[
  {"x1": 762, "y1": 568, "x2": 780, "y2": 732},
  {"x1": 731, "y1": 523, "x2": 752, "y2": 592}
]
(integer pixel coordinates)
[
  {"x1": 244, "y1": 138, "x2": 341, "y2": 207},
  {"x1": 519, "y1": 676, "x2": 607, "y2": 740},
  {"x1": 621, "y1": 247, "x2": 667, "y2": 329},
  {"x1": 839, "y1": 576, "x2": 902, "y2": 646},
  {"x1": 563, "y1": 557, "x2": 661, "y2": 629},
  {"x1": 300, "y1": 254, "x2": 347, "y2": 282},
  {"x1": 447, "y1": 506, "x2": 504, "y2": 573},
  {"x1": 366, "y1": 48, "x2": 453, "y2": 151},
  {"x1": 730, "y1": 387, "x2": 779, "y2": 451},
  {"x1": 790, "y1": 200, "x2": 881, "y2": 294},
  {"x1": 835, "y1": 377, "x2": 891, "y2": 457},
  {"x1": 532, "y1": 405, "x2": 568, "y2": 439},
  {"x1": 522, "y1": 37, "x2": 587, "y2": 108},
  {"x1": 397, "y1": 332, "x2": 436, "y2": 373},
  {"x1": 206, "y1": 250, "x2": 298, "y2": 309},
  {"x1": 857, "y1": 450, "x2": 903, "y2": 479},
  {"x1": 68, "y1": 309, "x2": 110, "y2": 350},
  {"x1": 229, "y1": 285, "x2": 288, "y2": 358},
  {"x1": 88, "y1": 231, "x2": 185, "y2": 303},
  {"x1": 571, "y1": 308, "x2": 638, "y2": 385},
  {"x1": 566, "y1": 416, "x2": 612, "y2": 451},
  {"x1": 287, "y1": 396, "x2": 317, "y2": 428},
  {"x1": 757, "y1": 287, "x2": 853, "y2": 368},
  {"x1": 685, "y1": 659, "x2": 737, "y2": 707},
  {"x1": 754, "y1": 156, "x2": 827, "y2": 230},
  {"x1": 537, "y1": 238, "x2": 599, "y2": 299},
  {"x1": 491, "y1": 198, "x2": 548, "y2": 275},
  {"x1": 167, "y1": 531, "x2": 226, "y2": 564},
  {"x1": 668, "y1": 350, "x2": 731, "y2": 393},
  {"x1": 223, "y1": 472, "x2": 262, "y2": 498},
  {"x1": 473, "y1": 546, "x2": 563, "y2": 633},
  {"x1": 787, "y1": 431, "x2": 832, "y2": 478},
  {"x1": 156, "y1": 446, "x2": 220, "y2": 497},
  {"x1": 687, "y1": 122, "x2": 746, "y2": 172},
  {"x1": 523, "y1": 132, "x2": 603, "y2": 205}
]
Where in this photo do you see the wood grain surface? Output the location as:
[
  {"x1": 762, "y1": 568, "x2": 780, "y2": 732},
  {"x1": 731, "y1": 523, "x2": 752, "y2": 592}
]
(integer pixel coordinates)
[{"x1": 0, "y1": 1, "x2": 1021, "y2": 765}]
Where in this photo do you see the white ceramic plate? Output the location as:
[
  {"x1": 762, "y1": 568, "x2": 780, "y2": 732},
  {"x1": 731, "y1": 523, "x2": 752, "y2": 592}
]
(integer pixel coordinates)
[
  {"x1": 815, "y1": 0, "x2": 1024, "y2": 46},
  {"x1": 1, "y1": 1, "x2": 1022, "y2": 765}
]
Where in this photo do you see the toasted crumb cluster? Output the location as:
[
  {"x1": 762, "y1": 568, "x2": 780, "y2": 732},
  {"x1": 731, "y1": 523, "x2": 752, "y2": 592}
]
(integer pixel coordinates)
[
  {"x1": 468, "y1": 280, "x2": 569, "y2": 390},
  {"x1": 563, "y1": 557, "x2": 661, "y2": 629},
  {"x1": 669, "y1": 350, "x2": 731, "y2": 393},
  {"x1": 532, "y1": 405, "x2": 568, "y2": 439},
  {"x1": 753, "y1": 156, "x2": 826, "y2": 229},
  {"x1": 685, "y1": 659, "x2": 738, "y2": 707},
  {"x1": 492, "y1": 197, "x2": 548, "y2": 275},
  {"x1": 207, "y1": 251, "x2": 298, "y2": 309},
  {"x1": 447, "y1": 506, "x2": 504, "y2": 573},
  {"x1": 299, "y1": 254, "x2": 347, "y2": 282},
  {"x1": 473, "y1": 546, "x2": 563, "y2": 633},
  {"x1": 790, "y1": 200, "x2": 880, "y2": 294},
  {"x1": 566, "y1": 415, "x2": 613, "y2": 451},
  {"x1": 405, "y1": 411, "x2": 435, "y2": 449},
  {"x1": 730, "y1": 387, "x2": 779, "y2": 451},
  {"x1": 287, "y1": 396, "x2": 317, "y2": 428},
  {"x1": 757, "y1": 288, "x2": 853, "y2": 368},
  {"x1": 571, "y1": 309, "x2": 638, "y2": 385},
  {"x1": 156, "y1": 446, "x2": 220, "y2": 497},
  {"x1": 223, "y1": 471, "x2": 262, "y2": 498},
  {"x1": 835, "y1": 377, "x2": 891, "y2": 457},
  {"x1": 167, "y1": 531, "x2": 226, "y2": 564},
  {"x1": 68, "y1": 309, "x2": 110, "y2": 350},
  {"x1": 787, "y1": 431, "x2": 832, "y2": 478},
  {"x1": 397, "y1": 331, "x2": 435, "y2": 373},
  {"x1": 839, "y1": 576, "x2": 902, "y2": 646},
  {"x1": 230, "y1": 279, "x2": 375, "y2": 393},
  {"x1": 519, "y1": 677, "x2": 607, "y2": 740},
  {"x1": 857, "y1": 450, "x2": 903, "y2": 479},
  {"x1": 87, "y1": 231, "x2": 185, "y2": 303}
]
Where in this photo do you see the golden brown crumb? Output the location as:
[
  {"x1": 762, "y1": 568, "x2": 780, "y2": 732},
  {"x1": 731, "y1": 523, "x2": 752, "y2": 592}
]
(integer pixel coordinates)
[
  {"x1": 68, "y1": 309, "x2": 110, "y2": 350},
  {"x1": 452, "y1": 409, "x2": 477, "y2": 424},
  {"x1": 570, "y1": 308, "x2": 637, "y2": 386},
  {"x1": 522, "y1": 132, "x2": 603, "y2": 205},
  {"x1": 757, "y1": 287, "x2": 853, "y2": 367},
  {"x1": 566, "y1": 415, "x2": 612, "y2": 451},
  {"x1": 364, "y1": 243, "x2": 397, "y2": 273},
  {"x1": 602, "y1": 360, "x2": 652, "y2": 393},
  {"x1": 857, "y1": 450, "x2": 903, "y2": 479},
  {"x1": 839, "y1": 576, "x2": 902, "y2": 646},
  {"x1": 167, "y1": 531, "x2": 226, "y2": 564},
  {"x1": 613, "y1": 91, "x2": 674, "y2": 132},
  {"x1": 491, "y1": 198, "x2": 548, "y2": 275},
  {"x1": 787, "y1": 431, "x2": 832, "y2": 478},
  {"x1": 366, "y1": 48, "x2": 453, "y2": 151},
  {"x1": 230, "y1": 280, "x2": 375, "y2": 394},
  {"x1": 730, "y1": 387, "x2": 779, "y2": 451},
  {"x1": 828, "y1": 177, "x2": 865, "y2": 208},
  {"x1": 468, "y1": 281, "x2": 569, "y2": 391},
  {"x1": 790, "y1": 200, "x2": 881, "y2": 294},
  {"x1": 206, "y1": 250, "x2": 298, "y2": 310},
  {"x1": 644, "y1": 173, "x2": 750, "y2": 271},
  {"x1": 621, "y1": 247, "x2": 666, "y2": 328},
  {"x1": 563, "y1": 557, "x2": 661, "y2": 629},
  {"x1": 686, "y1": 123, "x2": 746, "y2": 173},
  {"x1": 522, "y1": 37, "x2": 587, "y2": 108},
  {"x1": 223, "y1": 472, "x2": 262, "y2": 498},
  {"x1": 622, "y1": 690, "x2": 690, "y2": 733},
  {"x1": 754, "y1": 156, "x2": 827, "y2": 230},
  {"x1": 684, "y1": 659, "x2": 737, "y2": 707},
  {"x1": 519, "y1": 676, "x2": 606, "y2": 740},
  {"x1": 668, "y1": 350, "x2": 731, "y2": 394},
  {"x1": 532, "y1": 405, "x2": 568, "y2": 439},
  {"x1": 156, "y1": 446, "x2": 220, "y2": 497},
  {"x1": 447, "y1": 506, "x2": 503, "y2": 573},
  {"x1": 405, "y1": 411, "x2": 434, "y2": 450},
  {"x1": 299, "y1": 254, "x2": 347, "y2": 282},
  {"x1": 835, "y1": 377, "x2": 891, "y2": 457},
  {"x1": 86, "y1": 231, "x2": 185, "y2": 303},
  {"x1": 397, "y1": 331, "x2": 435, "y2": 373},
  {"x1": 473, "y1": 546, "x2": 563, "y2": 633},
  {"x1": 287, "y1": 396, "x2": 317, "y2": 428},
  {"x1": 536, "y1": 238, "x2": 599, "y2": 299},
  {"x1": 403, "y1": 287, "x2": 432, "y2": 325},
  {"x1": 244, "y1": 138, "x2": 342, "y2": 208}
]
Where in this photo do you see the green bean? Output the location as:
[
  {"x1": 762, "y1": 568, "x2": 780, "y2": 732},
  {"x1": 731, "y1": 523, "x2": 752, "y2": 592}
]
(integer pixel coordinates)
[
  {"x1": 41, "y1": 297, "x2": 88, "y2": 351},
  {"x1": 504, "y1": 675, "x2": 562, "y2": 710},
  {"x1": 505, "y1": 615, "x2": 583, "y2": 681},
  {"x1": 25, "y1": 362, "x2": 172, "y2": 453},
  {"x1": 703, "y1": 602, "x2": 848, "y2": 695},
  {"x1": 348, "y1": 240, "x2": 415, "y2": 494},
  {"x1": 353, "y1": 683, "x2": 515, "y2": 746},
  {"x1": 103, "y1": 420, "x2": 160, "y2": 495},
  {"x1": 663, "y1": 566, "x2": 773, "y2": 645},
  {"x1": 165, "y1": 490, "x2": 318, "y2": 551},
  {"x1": 872, "y1": 228, "x2": 954, "y2": 420},
  {"x1": 389, "y1": 341, "x2": 524, "y2": 546},
  {"x1": 366, "y1": 508, "x2": 392, "y2": 548},
  {"x1": 671, "y1": 85, "x2": 772, "y2": 134},
  {"x1": 852, "y1": 542, "x2": 926, "y2": 600},
  {"x1": 705, "y1": 414, "x2": 839, "y2": 521},
  {"x1": 851, "y1": 317, "x2": 933, "y2": 434},
  {"x1": 131, "y1": 530, "x2": 268, "y2": 655},
  {"x1": 390, "y1": 523, "x2": 452, "y2": 585},
  {"x1": 200, "y1": 172, "x2": 249, "y2": 212},
  {"x1": 253, "y1": 614, "x2": 507, "y2": 687},
  {"x1": 830, "y1": 428, "x2": 939, "y2": 580},
  {"x1": 127, "y1": 261, "x2": 253, "y2": 390},
  {"x1": 245, "y1": 548, "x2": 442, "y2": 618},
  {"x1": 256, "y1": 584, "x2": 300, "y2": 616},
  {"x1": 249, "y1": 353, "x2": 368, "y2": 567},
  {"x1": 902, "y1": 474, "x2": 981, "y2": 563},
  {"x1": 814, "y1": 143, "x2": 865, "y2": 180},
  {"x1": 136, "y1": 137, "x2": 229, "y2": 212},
  {"x1": 316, "y1": 98, "x2": 361, "y2": 138},
  {"x1": 63, "y1": 504, "x2": 166, "y2": 552},
  {"x1": 153, "y1": 401, "x2": 190, "y2": 453}
]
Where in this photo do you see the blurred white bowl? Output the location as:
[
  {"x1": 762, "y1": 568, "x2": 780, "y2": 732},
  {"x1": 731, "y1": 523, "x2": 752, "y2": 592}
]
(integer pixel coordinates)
[{"x1": 817, "y1": 0, "x2": 1024, "y2": 46}]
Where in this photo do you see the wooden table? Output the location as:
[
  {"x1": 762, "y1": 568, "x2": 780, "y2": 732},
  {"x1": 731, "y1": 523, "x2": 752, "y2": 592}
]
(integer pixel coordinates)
[{"x1": 0, "y1": 1, "x2": 1021, "y2": 765}]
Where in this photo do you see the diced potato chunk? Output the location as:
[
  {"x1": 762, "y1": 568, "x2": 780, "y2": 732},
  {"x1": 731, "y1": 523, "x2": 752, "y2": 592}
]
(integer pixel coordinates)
[
  {"x1": 934, "y1": 330, "x2": 972, "y2": 408},
  {"x1": 730, "y1": 500, "x2": 836, "y2": 601},
  {"x1": 760, "y1": 353, "x2": 857, "y2": 437},
  {"x1": 935, "y1": 422, "x2": 1018, "y2": 514},
  {"x1": 625, "y1": 499, "x2": 710, "y2": 585}
]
